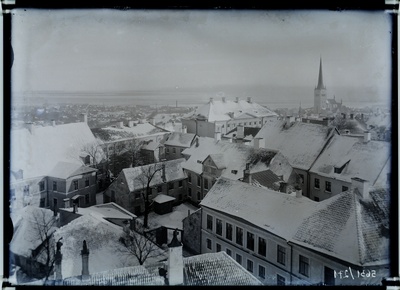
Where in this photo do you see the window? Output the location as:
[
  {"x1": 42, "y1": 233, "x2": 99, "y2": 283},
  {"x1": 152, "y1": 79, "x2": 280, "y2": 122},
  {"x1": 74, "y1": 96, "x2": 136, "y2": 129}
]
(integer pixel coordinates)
[
  {"x1": 236, "y1": 227, "x2": 243, "y2": 245},
  {"x1": 111, "y1": 190, "x2": 116, "y2": 202},
  {"x1": 314, "y1": 196, "x2": 320, "y2": 202},
  {"x1": 277, "y1": 245, "x2": 286, "y2": 265},
  {"x1": 247, "y1": 259, "x2": 254, "y2": 273},
  {"x1": 325, "y1": 181, "x2": 331, "y2": 192},
  {"x1": 39, "y1": 181, "x2": 45, "y2": 191},
  {"x1": 226, "y1": 223, "x2": 233, "y2": 240},
  {"x1": 168, "y1": 182, "x2": 174, "y2": 190},
  {"x1": 259, "y1": 121, "x2": 262, "y2": 124},
  {"x1": 247, "y1": 232, "x2": 254, "y2": 251},
  {"x1": 342, "y1": 186, "x2": 349, "y2": 192},
  {"x1": 216, "y1": 243, "x2": 221, "y2": 252},
  {"x1": 277, "y1": 274, "x2": 285, "y2": 286},
  {"x1": 188, "y1": 173, "x2": 191, "y2": 183},
  {"x1": 216, "y1": 218, "x2": 222, "y2": 235},
  {"x1": 298, "y1": 174, "x2": 304, "y2": 184},
  {"x1": 206, "y1": 238, "x2": 212, "y2": 250},
  {"x1": 85, "y1": 194, "x2": 90, "y2": 204},
  {"x1": 204, "y1": 179, "x2": 209, "y2": 190},
  {"x1": 236, "y1": 254, "x2": 242, "y2": 265},
  {"x1": 53, "y1": 181, "x2": 57, "y2": 191},
  {"x1": 158, "y1": 185, "x2": 162, "y2": 193},
  {"x1": 258, "y1": 237, "x2": 267, "y2": 256},
  {"x1": 173, "y1": 148, "x2": 176, "y2": 154},
  {"x1": 40, "y1": 198, "x2": 46, "y2": 208},
  {"x1": 85, "y1": 177, "x2": 90, "y2": 187},
  {"x1": 166, "y1": 148, "x2": 170, "y2": 153},
  {"x1": 226, "y1": 248, "x2": 232, "y2": 256},
  {"x1": 207, "y1": 214, "x2": 213, "y2": 231},
  {"x1": 314, "y1": 178, "x2": 320, "y2": 189},
  {"x1": 73, "y1": 180, "x2": 78, "y2": 190},
  {"x1": 188, "y1": 188, "x2": 192, "y2": 197},
  {"x1": 23, "y1": 185, "x2": 29, "y2": 194},
  {"x1": 244, "y1": 122, "x2": 247, "y2": 125},
  {"x1": 197, "y1": 192, "x2": 201, "y2": 201},
  {"x1": 259, "y1": 265, "x2": 266, "y2": 279},
  {"x1": 197, "y1": 176, "x2": 201, "y2": 187},
  {"x1": 179, "y1": 180, "x2": 183, "y2": 188},
  {"x1": 299, "y1": 255, "x2": 309, "y2": 277}
]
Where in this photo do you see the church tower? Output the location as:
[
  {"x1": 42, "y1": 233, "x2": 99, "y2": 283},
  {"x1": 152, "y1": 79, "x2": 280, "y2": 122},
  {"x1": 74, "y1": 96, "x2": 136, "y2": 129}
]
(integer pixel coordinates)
[{"x1": 314, "y1": 57, "x2": 327, "y2": 114}]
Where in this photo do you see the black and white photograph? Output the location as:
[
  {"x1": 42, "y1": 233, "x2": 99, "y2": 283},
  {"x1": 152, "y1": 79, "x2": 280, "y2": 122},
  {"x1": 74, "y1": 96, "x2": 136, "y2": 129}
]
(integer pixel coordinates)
[{"x1": 5, "y1": 6, "x2": 395, "y2": 286}]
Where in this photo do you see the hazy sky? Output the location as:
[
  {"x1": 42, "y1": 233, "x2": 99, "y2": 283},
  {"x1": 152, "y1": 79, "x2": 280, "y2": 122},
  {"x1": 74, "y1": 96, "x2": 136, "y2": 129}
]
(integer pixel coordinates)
[{"x1": 11, "y1": 9, "x2": 393, "y2": 106}]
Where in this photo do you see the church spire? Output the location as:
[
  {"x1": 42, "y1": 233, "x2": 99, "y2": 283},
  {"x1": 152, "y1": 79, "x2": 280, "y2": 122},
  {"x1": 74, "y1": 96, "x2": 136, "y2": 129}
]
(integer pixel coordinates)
[{"x1": 317, "y1": 57, "x2": 325, "y2": 90}]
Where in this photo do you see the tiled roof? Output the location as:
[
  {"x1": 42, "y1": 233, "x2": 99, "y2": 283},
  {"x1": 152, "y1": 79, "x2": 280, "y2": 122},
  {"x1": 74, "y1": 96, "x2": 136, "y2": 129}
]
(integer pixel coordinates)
[
  {"x1": 163, "y1": 132, "x2": 196, "y2": 147},
  {"x1": 187, "y1": 99, "x2": 277, "y2": 122},
  {"x1": 310, "y1": 134, "x2": 391, "y2": 184},
  {"x1": 255, "y1": 119, "x2": 338, "y2": 170},
  {"x1": 292, "y1": 188, "x2": 390, "y2": 266},
  {"x1": 10, "y1": 122, "x2": 101, "y2": 179},
  {"x1": 250, "y1": 169, "x2": 282, "y2": 190},
  {"x1": 122, "y1": 158, "x2": 187, "y2": 192},
  {"x1": 48, "y1": 161, "x2": 97, "y2": 179}
]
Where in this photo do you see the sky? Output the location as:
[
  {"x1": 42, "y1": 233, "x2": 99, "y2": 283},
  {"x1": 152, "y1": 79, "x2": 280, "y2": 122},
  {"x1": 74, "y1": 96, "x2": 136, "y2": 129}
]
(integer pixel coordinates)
[{"x1": 11, "y1": 9, "x2": 393, "y2": 107}]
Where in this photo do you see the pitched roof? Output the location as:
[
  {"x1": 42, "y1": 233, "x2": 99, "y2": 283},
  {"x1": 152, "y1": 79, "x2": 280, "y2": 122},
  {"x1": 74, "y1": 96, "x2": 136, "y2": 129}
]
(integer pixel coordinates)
[
  {"x1": 153, "y1": 194, "x2": 176, "y2": 204},
  {"x1": 292, "y1": 188, "x2": 390, "y2": 267},
  {"x1": 186, "y1": 99, "x2": 277, "y2": 122},
  {"x1": 163, "y1": 132, "x2": 196, "y2": 147},
  {"x1": 62, "y1": 251, "x2": 262, "y2": 285},
  {"x1": 10, "y1": 122, "x2": 101, "y2": 179},
  {"x1": 122, "y1": 158, "x2": 187, "y2": 192},
  {"x1": 49, "y1": 161, "x2": 97, "y2": 179},
  {"x1": 60, "y1": 202, "x2": 137, "y2": 221},
  {"x1": 255, "y1": 119, "x2": 338, "y2": 170},
  {"x1": 200, "y1": 178, "x2": 316, "y2": 240},
  {"x1": 182, "y1": 137, "x2": 293, "y2": 182},
  {"x1": 250, "y1": 169, "x2": 282, "y2": 190},
  {"x1": 309, "y1": 134, "x2": 391, "y2": 184}
]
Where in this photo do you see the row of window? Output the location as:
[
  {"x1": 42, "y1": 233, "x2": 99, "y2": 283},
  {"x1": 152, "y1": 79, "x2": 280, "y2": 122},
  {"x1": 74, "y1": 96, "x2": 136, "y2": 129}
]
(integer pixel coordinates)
[
  {"x1": 221, "y1": 120, "x2": 263, "y2": 129},
  {"x1": 165, "y1": 147, "x2": 184, "y2": 154},
  {"x1": 187, "y1": 188, "x2": 202, "y2": 201},
  {"x1": 206, "y1": 237, "x2": 309, "y2": 281},
  {"x1": 72, "y1": 178, "x2": 91, "y2": 191},
  {"x1": 314, "y1": 178, "x2": 348, "y2": 193}
]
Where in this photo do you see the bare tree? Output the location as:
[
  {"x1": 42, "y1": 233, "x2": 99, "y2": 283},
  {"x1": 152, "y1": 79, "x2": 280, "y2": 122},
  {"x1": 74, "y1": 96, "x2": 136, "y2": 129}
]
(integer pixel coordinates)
[
  {"x1": 118, "y1": 225, "x2": 160, "y2": 265},
  {"x1": 80, "y1": 140, "x2": 103, "y2": 167},
  {"x1": 30, "y1": 209, "x2": 58, "y2": 282},
  {"x1": 136, "y1": 163, "x2": 165, "y2": 228},
  {"x1": 126, "y1": 138, "x2": 144, "y2": 168},
  {"x1": 330, "y1": 114, "x2": 358, "y2": 132}
]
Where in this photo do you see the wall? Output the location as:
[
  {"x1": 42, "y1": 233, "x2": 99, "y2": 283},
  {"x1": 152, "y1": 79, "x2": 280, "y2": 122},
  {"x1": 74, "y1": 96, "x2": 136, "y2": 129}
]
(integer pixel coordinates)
[
  {"x1": 309, "y1": 172, "x2": 351, "y2": 202},
  {"x1": 185, "y1": 170, "x2": 203, "y2": 204},
  {"x1": 10, "y1": 176, "x2": 48, "y2": 209},
  {"x1": 165, "y1": 145, "x2": 187, "y2": 161},
  {"x1": 182, "y1": 208, "x2": 202, "y2": 254}
]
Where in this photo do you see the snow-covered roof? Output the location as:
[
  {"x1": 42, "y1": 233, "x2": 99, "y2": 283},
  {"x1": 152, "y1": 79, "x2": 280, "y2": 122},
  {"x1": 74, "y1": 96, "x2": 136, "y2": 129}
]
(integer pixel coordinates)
[
  {"x1": 293, "y1": 188, "x2": 390, "y2": 267},
  {"x1": 49, "y1": 161, "x2": 97, "y2": 179},
  {"x1": 200, "y1": 178, "x2": 316, "y2": 240},
  {"x1": 186, "y1": 99, "x2": 277, "y2": 122},
  {"x1": 60, "y1": 202, "x2": 137, "y2": 221},
  {"x1": 255, "y1": 119, "x2": 338, "y2": 170},
  {"x1": 10, "y1": 206, "x2": 57, "y2": 259},
  {"x1": 163, "y1": 132, "x2": 196, "y2": 147},
  {"x1": 182, "y1": 137, "x2": 292, "y2": 181},
  {"x1": 201, "y1": 178, "x2": 389, "y2": 267},
  {"x1": 152, "y1": 194, "x2": 176, "y2": 204},
  {"x1": 309, "y1": 134, "x2": 391, "y2": 184},
  {"x1": 122, "y1": 158, "x2": 187, "y2": 192},
  {"x1": 10, "y1": 122, "x2": 102, "y2": 180},
  {"x1": 62, "y1": 251, "x2": 262, "y2": 285}
]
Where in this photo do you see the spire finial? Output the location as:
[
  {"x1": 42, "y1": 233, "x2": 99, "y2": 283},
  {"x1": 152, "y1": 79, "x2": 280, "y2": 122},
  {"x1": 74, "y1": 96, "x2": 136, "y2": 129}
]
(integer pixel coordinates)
[{"x1": 317, "y1": 57, "x2": 324, "y2": 89}]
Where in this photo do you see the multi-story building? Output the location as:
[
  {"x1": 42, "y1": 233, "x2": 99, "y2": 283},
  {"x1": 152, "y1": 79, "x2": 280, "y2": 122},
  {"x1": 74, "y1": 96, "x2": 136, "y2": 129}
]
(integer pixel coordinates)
[
  {"x1": 103, "y1": 158, "x2": 187, "y2": 215},
  {"x1": 308, "y1": 132, "x2": 391, "y2": 201},
  {"x1": 195, "y1": 177, "x2": 389, "y2": 286},
  {"x1": 181, "y1": 135, "x2": 296, "y2": 204},
  {"x1": 182, "y1": 97, "x2": 277, "y2": 138},
  {"x1": 163, "y1": 129, "x2": 197, "y2": 161}
]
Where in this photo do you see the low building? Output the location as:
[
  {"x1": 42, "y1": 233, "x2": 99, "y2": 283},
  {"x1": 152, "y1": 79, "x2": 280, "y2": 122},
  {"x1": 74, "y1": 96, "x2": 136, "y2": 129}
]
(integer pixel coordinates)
[
  {"x1": 103, "y1": 159, "x2": 187, "y2": 215},
  {"x1": 197, "y1": 177, "x2": 389, "y2": 285}
]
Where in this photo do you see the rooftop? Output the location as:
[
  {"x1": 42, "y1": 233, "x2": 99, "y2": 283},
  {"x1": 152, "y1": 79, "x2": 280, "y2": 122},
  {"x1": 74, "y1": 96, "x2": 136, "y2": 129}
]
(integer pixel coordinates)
[
  {"x1": 49, "y1": 161, "x2": 98, "y2": 179},
  {"x1": 163, "y1": 132, "x2": 196, "y2": 147}
]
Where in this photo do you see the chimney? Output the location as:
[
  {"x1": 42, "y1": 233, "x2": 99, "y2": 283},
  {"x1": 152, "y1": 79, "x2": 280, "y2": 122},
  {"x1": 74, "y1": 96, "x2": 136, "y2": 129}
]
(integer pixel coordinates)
[
  {"x1": 235, "y1": 97, "x2": 240, "y2": 103},
  {"x1": 52, "y1": 120, "x2": 56, "y2": 127},
  {"x1": 195, "y1": 138, "x2": 199, "y2": 147},
  {"x1": 253, "y1": 137, "x2": 265, "y2": 149},
  {"x1": 364, "y1": 131, "x2": 371, "y2": 143},
  {"x1": 81, "y1": 113, "x2": 88, "y2": 123},
  {"x1": 214, "y1": 131, "x2": 221, "y2": 142},
  {"x1": 243, "y1": 163, "x2": 251, "y2": 184},
  {"x1": 181, "y1": 126, "x2": 187, "y2": 134},
  {"x1": 222, "y1": 97, "x2": 226, "y2": 103},
  {"x1": 54, "y1": 238, "x2": 63, "y2": 282},
  {"x1": 167, "y1": 229, "x2": 183, "y2": 285},
  {"x1": 247, "y1": 97, "x2": 253, "y2": 103},
  {"x1": 236, "y1": 126, "x2": 244, "y2": 139},
  {"x1": 161, "y1": 164, "x2": 166, "y2": 183},
  {"x1": 351, "y1": 177, "x2": 370, "y2": 199},
  {"x1": 295, "y1": 188, "x2": 302, "y2": 198},
  {"x1": 81, "y1": 240, "x2": 90, "y2": 280},
  {"x1": 128, "y1": 120, "x2": 134, "y2": 128},
  {"x1": 118, "y1": 121, "x2": 124, "y2": 128},
  {"x1": 209, "y1": 97, "x2": 214, "y2": 104},
  {"x1": 26, "y1": 122, "x2": 35, "y2": 135}
]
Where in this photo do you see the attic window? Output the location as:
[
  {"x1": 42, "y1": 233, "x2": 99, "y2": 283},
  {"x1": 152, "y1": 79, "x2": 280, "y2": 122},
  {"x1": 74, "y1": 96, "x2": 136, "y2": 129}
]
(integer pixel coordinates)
[
  {"x1": 197, "y1": 160, "x2": 202, "y2": 164},
  {"x1": 231, "y1": 170, "x2": 238, "y2": 174},
  {"x1": 334, "y1": 160, "x2": 350, "y2": 174}
]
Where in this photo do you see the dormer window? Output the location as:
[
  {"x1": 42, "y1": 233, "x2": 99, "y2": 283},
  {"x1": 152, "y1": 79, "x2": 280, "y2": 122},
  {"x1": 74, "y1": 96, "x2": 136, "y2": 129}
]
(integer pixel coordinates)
[
  {"x1": 231, "y1": 170, "x2": 238, "y2": 174},
  {"x1": 334, "y1": 160, "x2": 350, "y2": 174}
]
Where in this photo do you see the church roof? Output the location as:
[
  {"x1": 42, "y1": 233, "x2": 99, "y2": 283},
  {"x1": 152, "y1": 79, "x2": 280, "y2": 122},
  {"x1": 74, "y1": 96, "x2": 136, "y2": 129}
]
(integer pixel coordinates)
[{"x1": 316, "y1": 57, "x2": 325, "y2": 90}]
